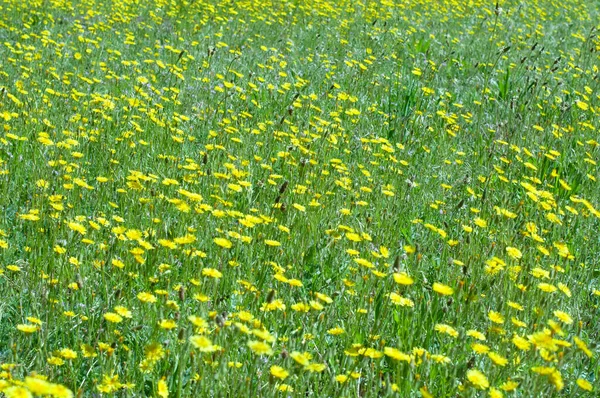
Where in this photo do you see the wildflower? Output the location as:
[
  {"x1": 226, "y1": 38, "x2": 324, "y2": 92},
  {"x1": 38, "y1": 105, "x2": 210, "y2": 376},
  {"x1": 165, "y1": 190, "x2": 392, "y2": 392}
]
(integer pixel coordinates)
[
  {"x1": 247, "y1": 340, "x2": 273, "y2": 355},
  {"x1": 393, "y1": 272, "x2": 414, "y2": 285},
  {"x1": 202, "y1": 268, "x2": 222, "y2": 278},
  {"x1": 104, "y1": 313, "x2": 123, "y2": 323},
  {"x1": 488, "y1": 352, "x2": 508, "y2": 366},
  {"x1": 157, "y1": 379, "x2": 168, "y2": 398},
  {"x1": 59, "y1": 348, "x2": 78, "y2": 360},
  {"x1": 576, "y1": 378, "x2": 593, "y2": 392},
  {"x1": 432, "y1": 283, "x2": 454, "y2": 296},
  {"x1": 505, "y1": 247, "x2": 522, "y2": 260},
  {"x1": 305, "y1": 363, "x2": 326, "y2": 372},
  {"x1": 270, "y1": 366, "x2": 289, "y2": 380},
  {"x1": 264, "y1": 239, "x2": 281, "y2": 247},
  {"x1": 435, "y1": 324, "x2": 459, "y2": 338},
  {"x1": 137, "y1": 292, "x2": 158, "y2": 303},
  {"x1": 327, "y1": 327, "x2": 344, "y2": 335},
  {"x1": 488, "y1": 311, "x2": 505, "y2": 324},
  {"x1": 467, "y1": 369, "x2": 489, "y2": 389},
  {"x1": 17, "y1": 324, "x2": 39, "y2": 333},
  {"x1": 290, "y1": 351, "x2": 312, "y2": 366},
  {"x1": 2, "y1": 386, "x2": 33, "y2": 398},
  {"x1": 213, "y1": 237, "x2": 233, "y2": 249},
  {"x1": 553, "y1": 310, "x2": 573, "y2": 324},
  {"x1": 190, "y1": 335, "x2": 217, "y2": 353},
  {"x1": 159, "y1": 319, "x2": 177, "y2": 330},
  {"x1": 384, "y1": 347, "x2": 411, "y2": 362},
  {"x1": 389, "y1": 292, "x2": 414, "y2": 307},
  {"x1": 335, "y1": 375, "x2": 349, "y2": 383}
]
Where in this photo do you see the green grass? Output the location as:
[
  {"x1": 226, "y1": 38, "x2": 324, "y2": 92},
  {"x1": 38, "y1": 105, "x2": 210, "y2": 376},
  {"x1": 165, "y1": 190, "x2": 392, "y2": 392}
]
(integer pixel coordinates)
[{"x1": 0, "y1": 0, "x2": 599, "y2": 396}]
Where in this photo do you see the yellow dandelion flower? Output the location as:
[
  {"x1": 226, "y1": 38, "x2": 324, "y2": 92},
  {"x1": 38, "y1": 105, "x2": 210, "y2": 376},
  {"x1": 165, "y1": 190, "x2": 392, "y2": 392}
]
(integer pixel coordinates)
[
  {"x1": 247, "y1": 340, "x2": 273, "y2": 356},
  {"x1": 432, "y1": 283, "x2": 454, "y2": 296},
  {"x1": 213, "y1": 237, "x2": 233, "y2": 249},
  {"x1": 467, "y1": 369, "x2": 489, "y2": 390}
]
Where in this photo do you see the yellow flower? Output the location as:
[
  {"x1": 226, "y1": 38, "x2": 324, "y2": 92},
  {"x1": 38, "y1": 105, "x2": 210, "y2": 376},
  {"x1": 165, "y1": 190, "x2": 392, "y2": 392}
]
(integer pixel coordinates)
[
  {"x1": 500, "y1": 380, "x2": 519, "y2": 392},
  {"x1": 305, "y1": 363, "x2": 326, "y2": 372},
  {"x1": 466, "y1": 330, "x2": 486, "y2": 341},
  {"x1": 202, "y1": 268, "x2": 222, "y2": 279},
  {"x1": 137, "y1": 292, "x2": 158, "y2": 303},
  {"x1": 537, "y1": 283, "x2": 557, "y2": 293},
  {"x1": 359, "y1": 347, "x2": 383, "y2": 359},
  {"x1": 158, "y1": 319, "x2": 177, "y2": 330},
  {"x1": 278, "y1": 384, "x2": 293, "y2": 392},
  {"x1": 47, "y1": 356, "x2": 65, "y2": 366},
  {"x1": 213, "y1": 237, "x2": 232, "y2": 248},
  {"x1": 553, "y1": 310, "x2": 573, "y2": 324},
  {"x1": 189, "y1": 335, "x2": 217, "y2": 353},
  {"x1": 292, "y1": 203, "x2": 306, "y2": 212},
  {"x1": 473, "y1": 217, "x2": 487, "y2": 228},
  {"x1": 264, "y1": 239, "x2": 281, "y2": 247},
  {"x1": 467, "y1": 369, "x2": 489, "y2": 390},
  {"x1": 247, "y1": 340, "x2": 273, "y2": 355},
  {"x1": 114, "y1": 306, "x2": 132, "y2": 318},
  {"x1": 383, "y1": 347, "x2": 411, "y2": 362},
  {"x1": 574, "y1": 337, "x2": 593, "y2": 358},
  {"x1": 432, "y1": 283, "x2": 454, "y2": 296},
  {"x1": 158, "y1": 379, "x2": 169, "y2": 398},
  {"x1": 488, "y1": 311, "x2": 505, "y2": 324},
  {"x1": 389, "y1": 292, "x2": 414, "y2": 307},
  {"x1": 103, "y1": 313, "x2": 123, "y2": 323},
  {"x1": 512, "y1": 335, "x2": 531, "y2": 351},
  {"x1": 24, "y1": 377, "x2": 53, "y2": 396},
  {"x1": 505, "y1": 246, "x2": 522, "y2": 260},
  {"x1": 2, "y1": 386, "x2": 33, "y2": 398},
  {"x1": 335, "y1": 375, "x2": 349, "y2": 383},
  {"x1": 59, "y1": 348, "x2": 78, "y2": 359},
  {"x1": 290, "y1": 351, "x2": 312, "y2": 366},
  {"x1": 270, "y1": 365, "x2": 289, "y2": 380},
  {"x1": 435, "y1": 324, "x2": 459, "y2": 338},
  {"x1": 488, "y1": 352, "x2": 508, "y2": 366},
  {"x1": 393, "y1": 272, "x2": 414, "y2": 285},
  {"x1": 17, "y1": 324, "x2": 39, "y2": 333},
  {"x1": 576, "y1": 378, "x2": 593, "y2": 392},
  {"x1": 471, "y1": 343, "x2": 490, "y2": 354},
  {"x1": 576, "y1": 100, "x2": 589, "y2": 110}
]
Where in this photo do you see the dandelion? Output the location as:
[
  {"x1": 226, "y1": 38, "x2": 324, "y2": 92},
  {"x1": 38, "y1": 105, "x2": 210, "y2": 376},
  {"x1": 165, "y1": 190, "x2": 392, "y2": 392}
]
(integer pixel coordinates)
[
  {"x1": 290, "y1": 351, "x2": 312, "y2": 366},
  {"x1": 384, "y1": 347, "x2": 411, "y2": 362},
  {"x1": 247, "y1": 340, "x2": 273, "y2": 355},
  {"x1": 2, "y1": 386, "x2": 33, "y2": 398},
  {"x1": 488, "y1": 311, "x2": 505, "y2": 324},
  {"x1": 335, "y1": 375, "x2": 349, "y2": 383},
  {"x1": 270, "y1": 366, "x2": 289, "y2": 380},
  {"x1": 157, "y1": 379, "x2": 169, "y2": 398},
  {"x1": 137, "y1": 292, "x2": 158, "y2": 303},
  {"x1": 432, "y1": 283, "x2": 454, "y2": 296},
  {"x1": 505, "y1": 247, "x2": 522, "y2": 260},
  {"x1": 202, "y1": 268, "x2": 223, "y2": 278},
  {"x1": 576, "y1": 378, "x2": 593, "y2": 392},
  {"x1": 553, "y1": 310, "x2": 573, "y2": 324},
  {"x1": 393, "y1": 272, "x2": 414, "y2": 285},
  {"x1": 467, "y1": 369, "x2": 489, "y2": 389},
  {"x1": 104, "y1": 313, "x2": 123, "y2": 323},
  {"x1": 189, "y1": 335, "x2": 217, "y2": 353},
  {"x1": 17, "y1": 324, "x2": 39, "y2": 333},
  {"x1": 213, "y1": 237, "x2": 233, "y2": 249}
]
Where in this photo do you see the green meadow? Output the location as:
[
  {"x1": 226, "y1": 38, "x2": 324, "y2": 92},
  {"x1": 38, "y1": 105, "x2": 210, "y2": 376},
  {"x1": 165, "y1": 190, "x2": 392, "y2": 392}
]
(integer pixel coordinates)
[{"x1": 0, "y1": 0, "x2": 599, "y2": 396}]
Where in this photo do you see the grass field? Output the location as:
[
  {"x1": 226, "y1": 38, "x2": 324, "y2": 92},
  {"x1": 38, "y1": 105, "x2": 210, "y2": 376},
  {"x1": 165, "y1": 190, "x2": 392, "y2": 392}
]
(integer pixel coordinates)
[{"x1": 0, "y1": 0, "x2": 599, "y2": 396}]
